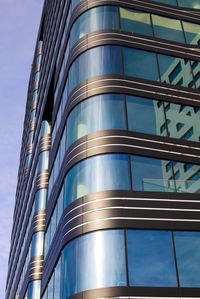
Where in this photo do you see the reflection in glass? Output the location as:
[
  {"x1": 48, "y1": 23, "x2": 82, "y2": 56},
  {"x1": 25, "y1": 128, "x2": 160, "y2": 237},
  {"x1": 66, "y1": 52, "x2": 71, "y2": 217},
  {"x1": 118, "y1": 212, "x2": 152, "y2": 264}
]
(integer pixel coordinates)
[
  {"x1": 70, "y1": 6, "x2": 119, "y2": 47},
  {"x1": 120, "y1": 8, "x2": 152, "y2": 36},
  {"x1": 127, "y1": 96, "x2": 165, "y2": 136},
  {"x1": 31, "y1": 232, "x2": 44, "y2": 257},
  {"x1": 127, "y1": 230, "x2": 177, "y2": 286},
  {"x1": 151, "y1": 0, "x2": 177, "y2": 5},
  {"x1": 37, "y1": 151, "x2": 49, "y2": 173},
  {"x1": 157, "y1": 54, "x2": 194, "y2": 88},
  {"x1": 123, "y1": 47, "x2": 159, "y2": 81},
  {"x1": 131, "y1": 156, "x2": 175, "y2": 192},
  {"x1": 54, "y1": 258, "x2": 61, "y2": 299},
  {"x1": 35, "y1": 189, "x2": 47, "y2": 211},
  {"x1": 177, "y1": 0, "x2": 200, "y2": 8},
  {"x1": 64, "y1": 154, "x2": 130, "y2": 207},
  {"x1": 62, "y1": 230, "x2": 126, "y2": 298},
  {"x1": 152, "y1": 14, "x2": 185, "y2": 43},
  {"x1": 27, "y1": 281, "x2": 41, "y2": 299},
  {"x1": 69, "y1": 46, "x2": 123, "y2": 92},
  {"x1": 66, "y1": 94, "x2": 126, "y2": 149},
  {"x1": 182, "y1": 21, "x2": 200, "y2": 45},
  {"x1": 174, "y1": 231, "x2": 200, "y2": 287}
]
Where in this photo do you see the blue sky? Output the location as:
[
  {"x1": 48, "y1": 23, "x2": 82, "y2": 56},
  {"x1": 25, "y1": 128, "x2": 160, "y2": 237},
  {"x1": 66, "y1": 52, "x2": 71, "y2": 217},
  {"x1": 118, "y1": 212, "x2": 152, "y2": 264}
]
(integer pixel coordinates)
[{"x1": 0, "y1": 1, "x2": 43, "y2": 297}]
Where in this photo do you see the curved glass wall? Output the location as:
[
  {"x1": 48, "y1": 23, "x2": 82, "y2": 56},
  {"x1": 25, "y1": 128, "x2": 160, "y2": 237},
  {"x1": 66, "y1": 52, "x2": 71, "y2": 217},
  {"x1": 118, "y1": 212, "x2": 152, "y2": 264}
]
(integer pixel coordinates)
[
  {"x1": 49, "y1": 94, "x2": 200, "y2": 198},
  {"x1": 27, "y1": 280, "x2": 41, "y2": 299},
  {"x1": 42, "y1": 229, "x2": 200, "y2": 299},
  {"x1": 31, "y1": 232, "x2": 44, "y2": 257},
  {"x1": 54, "y1": 3, "x2": 200, "y2": 111},
  {"x1": 150, "y1": 0, "x2": 200, "y2": 9},
  {"x1": 68, "y1": 45, "x2": 199, "y2": 94},
  {"x1": 70, "y1": 6, "x2": 200, "y2": 48}
]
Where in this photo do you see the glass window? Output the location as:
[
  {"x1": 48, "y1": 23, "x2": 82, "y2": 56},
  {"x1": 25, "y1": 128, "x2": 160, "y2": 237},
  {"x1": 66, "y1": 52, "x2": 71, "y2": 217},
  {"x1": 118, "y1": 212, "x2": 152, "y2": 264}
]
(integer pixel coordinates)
[
  {"x1": 40, "y1": 120, "x2": 51, "y2": 137},
  {"x1": 37, "y1": 151, "x2": 49, "y2": 173},
  {"x1": 131, "y1": 156, "x2": 175, "y2": 192},
  {"x1": 123, "y1": 47, "x2": 159, "y2": 81},
  {"x1": 27, "y1": 281, "x2": 41, "y2": 299},
  {"x1": 174, "y1": 231, "x2": 200, "y2": 287},
  {"x1": 120, "y1": 8, "x2": 152, "y2": 36},
  {"x1": 64, "y1": 154, "x2": 131, "y2": 207},
  {"x1": 151, "y1": 0, "x2": 178, "y2": 5},
  {"x1": 57, "y1": 187, "x2": 64, "y2": 224},
  {"x1": 177, "y1": 0, "x2": 200, "y2": 8},
  {"x1": 157, "y1": 54, "x2": 194, "y2": 88},
  {"x1": 48, "y1": 273, "x2": 54, "y2": 299},
  {"x1": 51, "y1": 207, "x2": 57, "y2": 242},
  {"x1": 164, "y1": 102, "x2": 200, "y2": 142},
  {"x1": 127, "y1": 96, "x2": 165, "y2": 136},
  {"x1": 182, "y1": 21, "x2": 200, "y2": 45},
  {"x1": 45, "y1": 225, "x2": 51, "y2": 257},
  {"x1": 60, "y1": 128, "x2": 66, "y2": 165},
  {"x1": 152, "y1": 15, "x2": 185, "y2": 43},
  {"x1": 127, "y1": 230, "x2": 177, "y2": 286},
  {"x1": 70, "y1": 6, "x2": 119, "y2": 47},
  {"x1": 31, "y1": 232, "x2": 44, "y2": 257},
  {"x1": 54, "y1": 258, "x2": 61, "y2": 299},
  {"x1": 69, "y1": 46, "x2": 123, "y2": 92},
  {"x1": 62, "y1": 230, "x2": 126, "y2": 298},
  {"x1": 35, "y1": 189, "x2": 47, "y2": 211},
  {"x1": 66, "y1": 94, "x2": 126, "y2": 149}
]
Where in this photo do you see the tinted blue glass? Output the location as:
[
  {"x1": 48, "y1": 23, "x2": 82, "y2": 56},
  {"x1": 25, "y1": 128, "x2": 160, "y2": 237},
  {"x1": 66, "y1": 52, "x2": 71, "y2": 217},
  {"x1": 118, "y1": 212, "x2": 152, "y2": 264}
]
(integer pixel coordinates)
[
  {"x1": 31, "y1": 232, "x2": 44, "y2": 257},
  {"x1": 151, "y1": 0, "x2": 177, "y2": 5},
  {"x1": 66, "y1": 94, "x2": 126, "y2": 149},
  {"x1": 120, "y1": 8, "x2": 152, "y2": 36},
  {"x1": 123, "y1": 47, "x2": 159, "y2": 81},
  {"x1": 27, "y1": 281, "x2": 41, "y2": 299},
  {"x1": 177, "y1": 0, "x2": 200, "y2": 8},
  {"x1": 70, "y1": 6, "x2": 119, "y2": 47},
  {"x1": 131, "y1": 156, "x2": 175, "y2": 192},
  {"x1": 152, "y1": 14, "x2": 185, "y2": 43},
  {"x1": 37, "y1": 151, "x2": 49, "y2": 173},
  {"x1": 62, "y1": 230, "x2": 126, "y2": 298},
  {"x1": 48, "y1": 273, "x2": 54, "y2": 299},
  {"x1": 65, "y1": 154, "x2": 130, "y2": 207},
  {"x1": 69, "y1": 46, "x2": 123, "y2": 92},
  {"x1": 35, "y1": 189, "x2": 47, "y2": 211},
  {"x1": 127, "y1": 96, "x2": 165, "y2": 136},
  {"x1": 54, "y1": 258, "x2": 61, "y2": 299},
  {"x1": 182, "y1": 21, "x2": 200, "y2": 45},
  {"x1": 174, "y1": 231, "x2": 200, "y2": 287},
  {"x1": 127, "y1": 230, "x2": 177, "y2": 286}
]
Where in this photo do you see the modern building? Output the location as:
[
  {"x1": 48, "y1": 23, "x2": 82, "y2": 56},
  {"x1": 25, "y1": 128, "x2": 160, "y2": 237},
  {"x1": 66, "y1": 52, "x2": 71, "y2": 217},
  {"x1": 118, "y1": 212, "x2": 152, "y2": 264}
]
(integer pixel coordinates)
[{"x1": 5, "y1": 1, "x2": 200, "y2": 299}]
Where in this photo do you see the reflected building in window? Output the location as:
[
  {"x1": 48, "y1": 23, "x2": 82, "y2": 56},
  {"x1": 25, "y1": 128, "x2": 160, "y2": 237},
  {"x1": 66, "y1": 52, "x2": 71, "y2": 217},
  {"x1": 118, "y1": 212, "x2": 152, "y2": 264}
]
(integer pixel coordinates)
[{"x1": 5, "y1": 1, "x2": 200, "y2": 299}]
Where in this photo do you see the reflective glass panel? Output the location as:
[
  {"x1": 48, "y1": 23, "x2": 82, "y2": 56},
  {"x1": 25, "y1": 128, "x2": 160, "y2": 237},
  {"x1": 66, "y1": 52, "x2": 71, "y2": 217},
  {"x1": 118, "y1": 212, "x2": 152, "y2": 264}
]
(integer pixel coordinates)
[
  {"x1": 183, "y1": 21, "x2": 200, "y2": 45},
  {"x1": 35, "y1": 189, "x2": 47, "y2": 211},
  {"x1": 158, "y1": 54, "x2": 194, "y2": 88},
  {"x1": 66, "y1": 94, "x2": 126, "y2": 149},
  {"x1": 54, "y1": 258, "x2": 61, "y2": 299},
  {"x1": 120, "y1": 8, "x2": 152, "y2": 36},
  {"x1": 131, "y1": 156, "x2": 175, "y2": 192},
  {"x1": 127, "y1": 96, "x2": 165, "y2": 136},
  {"x1": 65, "y1": 154, "x2": 130, "y2": 207},
  {"x1": 164, "y1": 102, "x2": 200, "y2": 142},
  {"x1": 174, "y1": 231, "x2": 200, "y2": 287},
  {"x1": 31, "y1": 232, "x2": 44, "y2": 257},
  {"x1": 62, "y1": 230, "x2": 126, "y2": 298},
  {"x1": 123, "y1": 47, "x2": 159, "y2": 81},
  {"x1": 127, "y1": 230, "x2": 177, "y2": 286},
  {"x1": 177, "y1": 0, "x2": 200, "y2": 8},
  {"x1": 151, "y1": 0, "x2": 178, "y2": 5},
  {"x1": 70, "y1": 6, "x2": 119, "y2": 47},
  {"x1": 27, "y1": 281, "x2": 41, "y2": 299},
  {"x1": 69, "y1": 46, "x2": 123, "y2": 92},
  {"x1": 152, "y1": 14, "x2": 185, "y2": 43}
]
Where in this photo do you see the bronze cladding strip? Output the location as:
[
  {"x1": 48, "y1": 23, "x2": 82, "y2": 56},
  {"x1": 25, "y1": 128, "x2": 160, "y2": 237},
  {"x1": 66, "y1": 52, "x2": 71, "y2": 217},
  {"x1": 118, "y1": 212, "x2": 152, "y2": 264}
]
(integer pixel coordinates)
[
  {"x1": 30, "y1": 121, "x2": 35, "y2": 132},
  {"x1": 39, "y1": 135, "x2": 51, "y2": 152},
  {"x1": 36, "y1": 170, "x2": 49, "y2": 190},
  {"x1": 27, "y1": 144, "x2": 33, "y2": 155},
  {"x1": 42, "y1": 191, "x2": 200, "y2": 291},
  {"x1": 56, "y1": 287, "x2": 200, "y2": 299},
  {"x1": 32, "y1": 212, "x2": 46, "y2": 233},
  {"x1": 53, "y1": 32, "x2": 200, "y2": 126},
  {"x1": 50, "y1": 74, "x2": 200, "y2": 168},
  {"x1": 48, "y1": 130, "x2": 200, "y2": 211},
  {"x1": 19, "y1": 256, "x2": 44, "y2": 299}
]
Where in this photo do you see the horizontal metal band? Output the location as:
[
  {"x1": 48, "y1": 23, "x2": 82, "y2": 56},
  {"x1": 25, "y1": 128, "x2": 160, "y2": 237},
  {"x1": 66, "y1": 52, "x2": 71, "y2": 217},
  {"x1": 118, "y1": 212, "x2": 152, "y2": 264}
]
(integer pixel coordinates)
[{"x1": 39, "y1": 135, "x2": 51, "y2": 152}]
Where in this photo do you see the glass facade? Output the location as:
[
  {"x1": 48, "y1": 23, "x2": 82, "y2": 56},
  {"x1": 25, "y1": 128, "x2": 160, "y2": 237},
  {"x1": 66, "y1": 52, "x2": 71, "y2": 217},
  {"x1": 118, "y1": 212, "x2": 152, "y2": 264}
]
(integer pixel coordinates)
[
  {"x1": 42, "y1": 229, "x2": 200, "y2": 299},
  {"x1": 7, "y1": 1, "x2": 200, "y2": 299}
]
